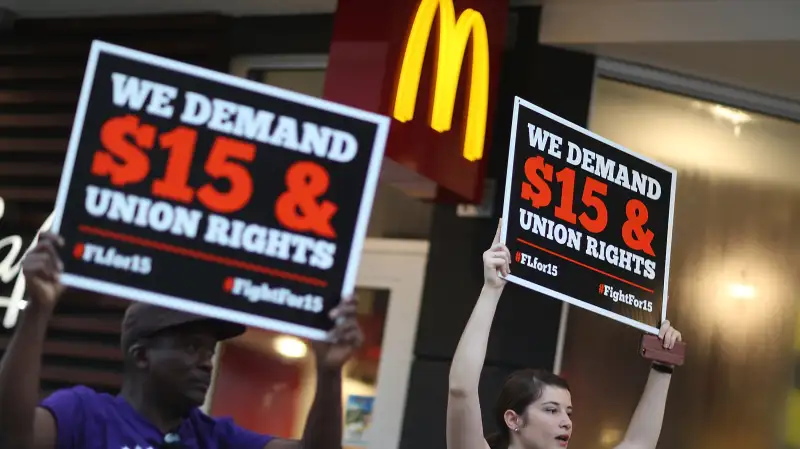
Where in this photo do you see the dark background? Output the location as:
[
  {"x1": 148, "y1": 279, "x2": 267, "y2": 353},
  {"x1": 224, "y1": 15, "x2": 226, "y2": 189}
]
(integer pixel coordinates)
[
  {"x1": 0, "y1": 12, "x2": 238, "y2": 398},
  {"x1": 56, "y1": 49, "x2": 382, "y2": 334},
  {"x1": 503, "y1": 99, "x2": 675, "y2": 330}
]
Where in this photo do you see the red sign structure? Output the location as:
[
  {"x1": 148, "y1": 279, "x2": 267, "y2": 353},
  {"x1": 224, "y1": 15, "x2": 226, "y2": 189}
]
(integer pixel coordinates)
[{"x1": 324, "y1": 0, "x2": 509, "y2": 203}]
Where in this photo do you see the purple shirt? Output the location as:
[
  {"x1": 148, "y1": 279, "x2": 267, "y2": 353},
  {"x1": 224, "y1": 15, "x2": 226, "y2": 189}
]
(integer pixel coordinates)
[{"x1": 40, "y1": 385, "x2": 274, "y2": 449}]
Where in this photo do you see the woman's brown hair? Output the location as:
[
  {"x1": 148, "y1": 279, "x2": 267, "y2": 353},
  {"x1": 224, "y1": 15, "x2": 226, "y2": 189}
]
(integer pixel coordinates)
[{"x1": 485, "y1": 369, "x2": 570, "y2": 449}]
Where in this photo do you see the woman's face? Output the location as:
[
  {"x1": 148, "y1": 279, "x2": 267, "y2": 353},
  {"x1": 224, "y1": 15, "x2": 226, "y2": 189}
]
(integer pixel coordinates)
[{"x1": 507, "y1": 385, "x2": 573, "y2": 449}]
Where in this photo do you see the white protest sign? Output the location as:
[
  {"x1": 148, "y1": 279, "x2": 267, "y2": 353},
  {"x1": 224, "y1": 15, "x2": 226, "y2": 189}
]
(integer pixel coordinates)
[{"x1": 0, "y1": 196, "x2": 54, "y2": 328}]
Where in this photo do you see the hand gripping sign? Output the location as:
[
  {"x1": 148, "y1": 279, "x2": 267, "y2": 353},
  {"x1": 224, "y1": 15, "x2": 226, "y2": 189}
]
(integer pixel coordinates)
[
  {"x1": 49, "y1": 41, "x2": 390, "y2": 340},
  {"x1": 501, "y1": 97, "x2": 677, "y2": 335}
]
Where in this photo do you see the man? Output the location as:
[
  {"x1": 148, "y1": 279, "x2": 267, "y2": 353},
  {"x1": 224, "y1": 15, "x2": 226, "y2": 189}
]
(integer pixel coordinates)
[{"x1": 0, "y1": 232, "x2": 363, "y2": 449}]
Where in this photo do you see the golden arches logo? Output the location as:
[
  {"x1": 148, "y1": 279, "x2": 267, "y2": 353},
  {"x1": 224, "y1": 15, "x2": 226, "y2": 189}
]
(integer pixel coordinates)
[{"x1": 392, "y1": 0, "x2": 489, "y2": 162}]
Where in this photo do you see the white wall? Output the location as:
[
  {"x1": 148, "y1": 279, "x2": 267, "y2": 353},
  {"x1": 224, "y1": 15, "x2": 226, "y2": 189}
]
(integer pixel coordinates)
[
  {"x1": 538, "y1": 0, "x2": 800, "y2": 44},
  {"x1": 528, "y1": 0, "x2": 800, "y2": 103}
]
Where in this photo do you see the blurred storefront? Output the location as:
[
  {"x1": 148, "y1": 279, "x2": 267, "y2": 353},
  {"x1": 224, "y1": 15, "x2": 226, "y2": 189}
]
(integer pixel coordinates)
[
  {"x1": 561, "y1": 69, "x2": 800, "y2": 449},
  {"x1": 1, "y1": 1, "x2": 800, "y2": 449},
  {"x1": 537, "y1": 3, "x2": 800, "y2": 449}
]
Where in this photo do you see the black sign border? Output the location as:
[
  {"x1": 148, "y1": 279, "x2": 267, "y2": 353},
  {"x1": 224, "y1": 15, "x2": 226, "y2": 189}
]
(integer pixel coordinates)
[
  {"x1": 49, "y1": 40, "x2": 391, "y2": 341},
  {"x1": 500, "y1": 96, "x2": 677, "y2": 335}
]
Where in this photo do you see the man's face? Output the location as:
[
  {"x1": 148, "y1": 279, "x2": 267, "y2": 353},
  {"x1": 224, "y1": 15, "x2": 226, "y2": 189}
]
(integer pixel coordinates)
[{"x1": 138, "y1": 322, "x2": 218, "y2": 408}]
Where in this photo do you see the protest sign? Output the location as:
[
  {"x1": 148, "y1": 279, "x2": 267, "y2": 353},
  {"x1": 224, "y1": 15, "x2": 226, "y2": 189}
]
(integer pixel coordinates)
[
  {"x1": 500, "y1": 97, "x2": 676, "y2": 334},
  {"x1": 50, "y1": 40, "x2": 390, "y2": 340}
]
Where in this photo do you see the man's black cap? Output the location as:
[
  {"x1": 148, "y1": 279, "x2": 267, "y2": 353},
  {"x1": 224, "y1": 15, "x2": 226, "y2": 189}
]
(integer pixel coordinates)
[{"x1": 120, "y1": 301, "x2": 246, "y2": 351}]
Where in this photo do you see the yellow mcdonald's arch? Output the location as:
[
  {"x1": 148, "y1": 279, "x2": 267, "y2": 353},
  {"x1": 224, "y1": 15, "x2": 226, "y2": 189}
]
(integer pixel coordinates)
[{"x1": 392, "y1": 0, "x2": 489, "y2": 162}]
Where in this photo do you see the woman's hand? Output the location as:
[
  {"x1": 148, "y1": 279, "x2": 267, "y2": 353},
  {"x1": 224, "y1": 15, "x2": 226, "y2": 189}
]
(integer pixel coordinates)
[
  {"x1": 482, "y1": 220, "x2": 511, "y2": 289},
  {"x1": 658, "y1": 320, "x2": 682, "y2": 350},
  {"x1": 618, "y1": 321, "x2": 681, "y2": 449}
]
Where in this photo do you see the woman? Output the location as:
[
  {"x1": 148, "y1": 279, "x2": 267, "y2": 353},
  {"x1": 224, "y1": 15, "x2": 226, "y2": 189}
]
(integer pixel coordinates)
[{"x1": 447, "y1": 221, "x2": 682, "y2": 449}]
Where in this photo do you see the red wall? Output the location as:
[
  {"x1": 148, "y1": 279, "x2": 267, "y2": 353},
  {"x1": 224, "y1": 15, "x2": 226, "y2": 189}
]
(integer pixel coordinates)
[
  {"x1": 210, "y1": 343, "x2": 301, "y2": 437},
  {"x1": 210, "y1": 308, "x2": 386, "y2": 436}
]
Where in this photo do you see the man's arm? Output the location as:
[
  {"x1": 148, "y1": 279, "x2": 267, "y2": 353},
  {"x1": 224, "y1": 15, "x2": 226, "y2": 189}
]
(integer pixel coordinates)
[
  {"x1": 299, "y1": 367, "x2": 343, "y2": 448},
  {"x1": 0, "y1": 232, "x2": 64, "y2": 449},
  {"x1": 265, "y1": 298, "x2": 361, "y2": 449},
  {"x1": 614, "y1": 321, "x2": 682, "y2": 449}
]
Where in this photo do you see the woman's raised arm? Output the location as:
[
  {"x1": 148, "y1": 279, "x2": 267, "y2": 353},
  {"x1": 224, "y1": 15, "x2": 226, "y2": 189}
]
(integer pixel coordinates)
[
  {"x1": 446, "y1": 221, "x2": 511, "y2": 449},
  {"x1": 615, "y1": 321, "x2": 682, "y2": 449}
]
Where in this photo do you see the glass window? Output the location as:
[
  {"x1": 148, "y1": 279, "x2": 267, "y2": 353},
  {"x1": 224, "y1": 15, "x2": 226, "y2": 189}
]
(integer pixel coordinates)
[
  {"x1": 250, "y1": 69, "x2": 327, "y2": 98},
  {"x1": 560, "y1": 77, "x2": 800, "y2": 449}
]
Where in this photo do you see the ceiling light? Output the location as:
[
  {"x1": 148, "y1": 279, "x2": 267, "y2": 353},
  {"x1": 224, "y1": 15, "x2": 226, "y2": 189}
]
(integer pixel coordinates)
[
  {"x1": 600, "y1": 428, "x2": 622, "y2": 447},
  {"x1": 710, "y1": 105, "x2": 751, "y2": 125},
  {"x1": 274, "y1": 335, "x2": 308, "y2": 359},
  {"x1": 728, "y1": 283, "x2": 756, "y2": 299}
]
